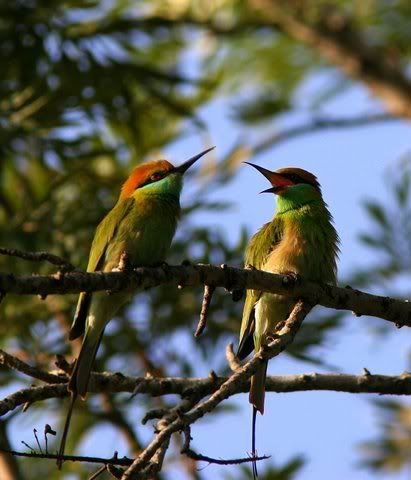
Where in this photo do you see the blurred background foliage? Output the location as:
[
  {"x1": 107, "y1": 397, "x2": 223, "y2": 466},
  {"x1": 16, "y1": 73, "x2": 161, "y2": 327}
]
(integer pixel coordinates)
[{"x1": 0, "y1": 0, "x2": 411, "y2": 478}]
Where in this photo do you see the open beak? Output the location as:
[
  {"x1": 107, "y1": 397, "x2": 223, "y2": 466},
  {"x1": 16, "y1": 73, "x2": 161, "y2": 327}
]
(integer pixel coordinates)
[
  {"x1": 174, "y1": 146, "x2": 215, "y2": 174},
  {"x1": 244, "y1": 162, "x2": 293, "y2": 194}
]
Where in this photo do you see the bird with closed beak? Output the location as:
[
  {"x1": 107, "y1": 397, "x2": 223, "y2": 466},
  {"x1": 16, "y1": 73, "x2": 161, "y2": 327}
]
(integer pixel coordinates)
[
  {"x1": 58, "y1": 147, "x2": 214, "y2": 467},
  {"x1": 237, "y1": 163, "x2": 339, "y2": 477}
]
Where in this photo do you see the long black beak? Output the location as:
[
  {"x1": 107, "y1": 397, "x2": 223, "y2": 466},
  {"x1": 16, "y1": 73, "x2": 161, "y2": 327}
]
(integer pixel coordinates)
[
  {"x1": 174, "y1": 146, "x2": 215, "y2": 174},
  {"x1": 244, "y1": 162, "x2": 274, "y2": 182},
  {"x1": 260, "y1": 187, "x2": 277, "y2": 194},
  {"x1": 244, "y1": 161, "x2": 290, "y2": 194}
]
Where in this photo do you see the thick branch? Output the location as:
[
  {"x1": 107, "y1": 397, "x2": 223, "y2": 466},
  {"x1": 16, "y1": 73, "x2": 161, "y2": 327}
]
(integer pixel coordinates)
[
  {"x1": 1, "y1": 264, "x2": 410, "y2": 328},
  {"x1": 3, "y1": 369, "x2": 410, "y2": 419}
]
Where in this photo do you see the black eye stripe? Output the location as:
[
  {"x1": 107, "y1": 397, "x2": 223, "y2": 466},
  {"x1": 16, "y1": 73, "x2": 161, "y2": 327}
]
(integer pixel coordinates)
[
  {"x1": 281, "y1": 172, "x2": 319, "y2": 188},
  {"x1": 136, "y1": 170, "x2": 168, "y2": 190},
  {"x1": 150, "y1": 172, "x2": 164, "y2": 181},
  {"x1": 282, "y1": 173, "x2": 302, "y2": 183}
]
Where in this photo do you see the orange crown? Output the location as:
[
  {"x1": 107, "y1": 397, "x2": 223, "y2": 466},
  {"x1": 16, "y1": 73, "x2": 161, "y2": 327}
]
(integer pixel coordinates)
[{"x1": 120, "y1": 160, "x2": 174, "y2": 199}]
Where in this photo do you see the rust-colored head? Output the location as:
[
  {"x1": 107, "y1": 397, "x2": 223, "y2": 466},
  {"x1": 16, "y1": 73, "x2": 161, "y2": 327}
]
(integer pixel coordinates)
[
  {"x1": 245, "y1": 163, "x2": 321, "y2": 195},
  {"x1": 121, "y1": 160, "x2": 174, "y2": 199},
  {"x1": 120, "y1": 147, "x2": 214, "y2": 199}
]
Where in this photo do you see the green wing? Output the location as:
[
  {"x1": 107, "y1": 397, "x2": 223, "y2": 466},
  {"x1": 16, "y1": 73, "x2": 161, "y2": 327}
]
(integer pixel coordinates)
[
  {"x1": 237, "y1": 216, "x2": 284, "y2": 359},
  {"x1": 86, "y1": 198, "x2": 135, "y2": 273},
  {"x1": 69, "y1": 198, "x2": 135, "y2": 340}
]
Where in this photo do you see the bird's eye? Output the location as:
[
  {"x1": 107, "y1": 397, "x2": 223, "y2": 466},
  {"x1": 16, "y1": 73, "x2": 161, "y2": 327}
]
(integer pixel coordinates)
[
  {"x1": 150, "y1": 172, "x2": 164, "y2": 182},
  {"x1": 290, "y1": 174, "x2": 300, "y2": 183}
]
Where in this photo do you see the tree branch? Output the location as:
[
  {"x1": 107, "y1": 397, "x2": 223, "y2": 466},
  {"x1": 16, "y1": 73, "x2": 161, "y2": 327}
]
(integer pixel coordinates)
[
  {"x1": 134, "y1": 11, "x2": 411, "y2": 120},
  {"x1": 2, "y1": 339, "x2": 411, "y2": 477},
  {"x1": 0, "y1": 349, "x2": 65, "y2": 385},
  {"x1": 252, "y1": 113, "x2": 398, "y2": 155},
  {"x1": 0, "y1": 263, "x2": 410, "y2": 328},
  {"x1": 247, "y1": 0, "x2": 411, "y2": 120},
  {"x1": 2, "y1": 254, "x2": 411, "y2": 476},
  {"x1": 195, "y1": 284, "x2": 215, "y2": 337},
  {"x1": 0, "y1": 448, "x2": 133, "y2": 466},
  {"x1": 180, "y1": 425, "x2": 269, "y2": 465},
  {"x1": 0, "y1": 247, "x2": 75, "y2": 271},
  {"x1": 3, "y1": 368, "x2": 410, "y2": 420},
  {"x1": 122, "y1": 300, "x2": 312, "y2": 479}
]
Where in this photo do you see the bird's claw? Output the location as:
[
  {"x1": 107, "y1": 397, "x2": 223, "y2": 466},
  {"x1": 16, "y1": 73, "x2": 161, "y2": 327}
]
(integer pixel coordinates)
[
  {"x1": 273, "y1": 321, "x2": 286, "y2": 332},
  {"x1": 282, "y1": 272, "x2": 301, "y2": 287},
  {"x1": 266, "y1": 333, "x2": 280, "y2": 343},
  {"x1": 231, "y1": 288, "x2": 244, "y2": 302},
  {"x1": 112, "y1": 252, "x2": 131, "y2": 272},
  {"x1": 151, "y1": 260, "x2": 169, "y2": 268}
]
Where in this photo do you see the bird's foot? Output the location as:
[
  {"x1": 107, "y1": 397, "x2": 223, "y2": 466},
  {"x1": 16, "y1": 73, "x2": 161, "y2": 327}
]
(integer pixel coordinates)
[
  {"x1": 230, "y1": 264, "x2": 254, "y2": 301},
  {"x1": 112, "y1": 252, "x2": 131, "y2": 272},
  {"x1": 231, "y1": 288, "x2": 244, "y2": 302},
  {"x1": 266, "y1": 333, "x2": 281, "y2": 343},
  {"x1": 149, "y1": 260, "x2": 169, "y2": 268},
  {"x1": 282, "y1": 271, "x2": 301, "y2": 287},
  {"x1": 273, "y1": 320, "x2": 286, "y2": 332}
]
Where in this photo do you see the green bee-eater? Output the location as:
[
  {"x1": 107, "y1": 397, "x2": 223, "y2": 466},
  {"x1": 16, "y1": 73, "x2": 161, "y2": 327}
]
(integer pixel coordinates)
[
  {"x1": 58, "y1": 147, "x2": 214, "y2": 465},
  {"x1": 237, "y1": 164, "x2": 339, "y2": 474}
]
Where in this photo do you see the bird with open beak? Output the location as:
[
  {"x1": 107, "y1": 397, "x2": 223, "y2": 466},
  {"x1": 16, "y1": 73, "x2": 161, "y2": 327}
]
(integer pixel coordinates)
[{"x1": 237, "y1": 163, "x2": 339, "y2": 477}]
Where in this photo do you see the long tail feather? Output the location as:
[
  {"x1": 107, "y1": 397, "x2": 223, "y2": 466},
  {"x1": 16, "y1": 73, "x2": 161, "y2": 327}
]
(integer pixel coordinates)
[
  {"x1": 249, "y1": 361, "x2": 268, "y2": 479},
  {"x1": 69, "y1": 330, "x2": 103, "y2": 399},
  {"x1": 57, "y1": 330, "x2": 103, "y2": 469},
  {"x1": 252, "y1": 405, "x2": 258, "y2": 479},
  {"x1": 249, "y1": 361, "x2": 268, "y2": 415},
  {"x1": 57, "y1": 392, "x2": 77, "y2": 469}
]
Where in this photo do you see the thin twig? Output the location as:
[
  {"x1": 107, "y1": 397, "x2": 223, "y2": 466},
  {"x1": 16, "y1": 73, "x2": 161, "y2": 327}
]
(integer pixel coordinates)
[
  {"x1": 0, "y1": 448, "x2": 133, "y2": 466},
  {"x1": 195, "y1": 284, "x2": 215, "y2": 337},
  {"x1": 44, "y1": 424, "x2": 56, "y2": 454},
  {"x1": 0, "y1": 247, "x2": 75, "y2": 271},
  {"x1": 252, "y1": 113, "x2": 397, "y2": 155},
  {"x1": 33, "y1": 429, "x2": 42, "y2": 454},
  {"x1": 181, "y1": 425, "x2": 269, "y2": 465},
  {"x1": 183, "y1": 447, "x2": 270, "y2": 465},
  {"x1": 107, "y1": 464, "x2": 124, "y2": 479},
  {"x1": 226, "y1": 343, "x2": 242, "y2": 371},
  {"x1": 88, "y1": 465, "x2": 107, "y2": 480}
]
